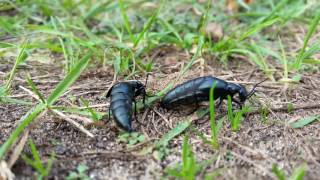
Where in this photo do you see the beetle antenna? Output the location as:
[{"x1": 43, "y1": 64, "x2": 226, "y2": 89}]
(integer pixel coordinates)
[
  {"x1": 145, "y1": 73, "x2": 150, "y2": 87},
  {"x1": 247, "y1": 78, "x2": 268, "y2": 98},
  {"x1": 142, "y1": 73, "x2": 151, "y2": 104}
]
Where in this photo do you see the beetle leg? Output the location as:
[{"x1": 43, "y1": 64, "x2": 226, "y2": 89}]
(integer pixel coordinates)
[
  {"x1": 216, "y1": 98, "x2": 224, "y2": 113},
  {"x1": 133, "y1": 99, "x2": 137, "y2": 119},
  {"x1": 217, "y1": 98, "x2": 223, "y2": 108},
  {"x1": 232, "y1": 98, "x2": 242, "y2": 109},
  {"x1": 143, "y1": 91, "x2": 146, "y2": 105},
  {"x1": 108, "y1": 108, "x2": 111, "y2": 120}
]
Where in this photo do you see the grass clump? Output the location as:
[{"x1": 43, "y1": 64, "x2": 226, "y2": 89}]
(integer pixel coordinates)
[{"x1": 22, "y1": 140, "x2": 54, "y2": 179}]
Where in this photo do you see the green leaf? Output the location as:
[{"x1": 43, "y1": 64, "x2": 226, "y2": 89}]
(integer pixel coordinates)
[
  {"x1": 289, "y1": 165, "x2": 307, "y2": 180},
  {"x1": 294, "y1": 9, "x2": 320, "y2": 69},
  {"x1": 272, "y1": 164, "x2": 286, "y2": 180},
  {"x1": 290, "y1": 115, "x2": 320, "y2": 128},
  {"x1": 156, "y1": 120, "x2": 191, "y2": 148},
  {"x1": 77, "y1": 164, "x2": 89, "y2": 173}
]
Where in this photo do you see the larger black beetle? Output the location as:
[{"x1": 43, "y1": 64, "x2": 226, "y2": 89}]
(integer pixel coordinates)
[
  {"x1": 161, "y1": 76, "x2": 263, "y2": 109},
  {"x1": 106, "y1": 80, "x2": 146, "y2": 132}
]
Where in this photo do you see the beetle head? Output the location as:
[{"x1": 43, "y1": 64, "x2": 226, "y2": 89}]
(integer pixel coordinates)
[
  {"x1": 126, "y1": 80, "x2": 145, "y2": 96},
  {"x1": 226, "y1": 83, "x2": 248, "y2": 103}
]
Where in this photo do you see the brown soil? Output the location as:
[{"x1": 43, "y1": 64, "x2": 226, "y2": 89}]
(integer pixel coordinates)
[{"x1": 1, "y1": 46, "x2": 320, "y2": 180}]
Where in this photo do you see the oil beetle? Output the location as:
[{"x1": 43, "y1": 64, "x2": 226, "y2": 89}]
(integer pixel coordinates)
[
  {"x1": 161, "y1": 76, "x2": 266, "y2": 110},
  {"x1": 106, "y1": 80, "x2": 146, "y2": 132}
]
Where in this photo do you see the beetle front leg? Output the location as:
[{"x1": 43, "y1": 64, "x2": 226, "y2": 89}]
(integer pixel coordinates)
[
  {"x1": 217, "y1": 98, "x2": 223, "y2": 108},
  {"x1": 142, "y1": 91, "x2": 146, "y2": 105},
  {"x1": 232, "y1": 98, "x2": 242, "y2": 109},
  {"x1": 133, "y1": 99, "x2": 137, "y2": 119},
  {"x1": 216, "y1": 98, "x2": 224, "y2": 113}
]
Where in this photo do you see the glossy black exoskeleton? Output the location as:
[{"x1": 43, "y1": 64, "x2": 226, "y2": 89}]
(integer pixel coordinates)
[
  {"x1": 106, "y1": 80, "x2": 146, "y2": 132},
  {"x1": 161, "y1": 76, "x2": 263, "y2": 110}
]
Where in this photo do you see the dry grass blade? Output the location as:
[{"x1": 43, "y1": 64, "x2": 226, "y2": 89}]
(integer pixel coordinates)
[
  {"x1": 0, "y1": 161, "x2": 15, "y2": 180},
  {"x1": 8, "y1": 129, "x2": 29, "y2": 168},
  {"x1": 51, "y1": 110, "x2": 94, "y2": 138}
]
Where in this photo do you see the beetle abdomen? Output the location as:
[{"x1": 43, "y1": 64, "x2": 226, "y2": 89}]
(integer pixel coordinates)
[
  {"x1": 161, "y1": 76, "x2": 229, "y2": 108},
  {"x1": 161, "y1": 76, "x2": 211, "y2": 107},
  {"x1": 109, "y1": 86, "x2": 134, "y2": 132}
]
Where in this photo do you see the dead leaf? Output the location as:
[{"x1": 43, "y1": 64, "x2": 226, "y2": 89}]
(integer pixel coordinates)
[
  {"x1": 205, "y1": 22, "x2": 224, "y2": 42},
  {"x1": 226, "y1": 0, "x2": 238, "y2": 12}
]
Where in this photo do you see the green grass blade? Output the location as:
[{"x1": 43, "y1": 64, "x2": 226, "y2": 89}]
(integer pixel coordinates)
[
  {"x1": 278, "y1": 36, "x2": 288, "y2": 80},
  {"x1": 290, "y1": 115, "x2": 320, "y2": 128},
  {"x1": 118, "y1": 0, "x2": 135, "y2": 43},
  {"x1": 0, "y1": 52, "x2": 91, "y2": 159},
  {"x1": 272, "y1": 164, "x2": 286, "y2": 180},
  {"x1": 83, "y1": 1, "x2": 113, "y2": 20},
  {"x1": 227, "y1": 95, "x2": 234, "y2": 123},
  {"x1": 28, "y1": 140, "x2": 46, "y2": 174},
  {"x1": 46, "y1": 52, "x2": 92, "y2": 106},
  {"x1": 289, "y1": 165, "x2": 307, "y2": 180},
  {"x1": 182, "y1": 135, "x2": 188, "y2": 173},
  {"x1": 80, "y1": 97, "x2": 99, "y2": 121},
  {"x1": 156, "y1": 120, "x2": 191, "y2": 148},
  {"x1": 180, "y1": 35, "x2": 205, "y2": 76},
  {"x1": 158, "y1": 17, "x2": 183, "y2": 44},
  {"x1": 301, "y1": 41, "x2": 320, "y2": 61},
  {"x1": 0, "y1": 96, "x2": 33, "y2": 105},
  {"x1": 238, "y1": 17, "x2": 279, "y2": 42},
  {"x1": 134, "y1": 9, "x2": 159, "y2": 47},
  {"x1": 0, "y1": 103, "x2": 46, "y2": 159},
  {"x1": 262, "y1": 0, "x2": 289, "y2": 22},
  {"x1": 5, "y1": 40, "x2": 29, "y2": 92},
  {"x1": 209, "y1": 82, "x2": 219, "y2": 148},
  {"x1": 26, "y1": 75, "x2": 46, "y2": 103},
  {"x1": 294, "y1": 10, "x2": 320, "y2": 69}
]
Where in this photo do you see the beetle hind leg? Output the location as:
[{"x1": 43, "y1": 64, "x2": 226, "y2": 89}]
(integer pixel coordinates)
[{"x1": 108, "y1": 107, "x2": 111, "y2": 120}]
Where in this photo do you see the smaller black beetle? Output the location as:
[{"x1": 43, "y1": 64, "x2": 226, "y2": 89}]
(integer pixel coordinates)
[
  {"x1": 106, "y1": 80, "x2": 146, "y2": 132},
  {"x1": 161, "y1": 76, "x2": 265, "y2": 110}
]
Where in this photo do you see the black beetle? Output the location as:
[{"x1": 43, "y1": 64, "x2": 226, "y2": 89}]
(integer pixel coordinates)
[
  {"x1": 161, "y1": 76, "x2": 264, "y2": 110},
  {"x1": 106, "y1": 80, "x2": 146, "y2": 132}
]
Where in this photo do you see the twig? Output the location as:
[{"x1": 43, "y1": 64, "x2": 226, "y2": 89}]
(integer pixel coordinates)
[
  {"x1": 77, "y1": 103, "x2": 109, "y2": 109},
  {"x1": 74, "y1": 90, "x2": 101, "y2": 97},
  {"x1": 152, "y1": 107, "x2": 172, "y2": 129},
  {"x1": 68, "y1": 114, "x2": 94, "y2": 125},
  {"x1": 19, "y1": 86, "x2": 40, "y2": 101},
  {"x1": 51, "y1": 110, "x2": 94, "y2": 138}
]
